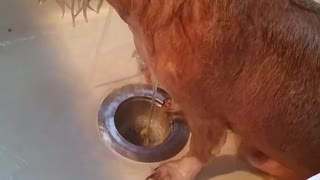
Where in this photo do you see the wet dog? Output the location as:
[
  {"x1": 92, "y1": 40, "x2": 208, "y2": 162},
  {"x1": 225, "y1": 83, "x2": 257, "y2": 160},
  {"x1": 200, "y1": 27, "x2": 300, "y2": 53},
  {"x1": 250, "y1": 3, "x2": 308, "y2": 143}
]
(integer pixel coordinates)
[{"x1": 105, "y1": 0, "x2": 320, "y2": 179}]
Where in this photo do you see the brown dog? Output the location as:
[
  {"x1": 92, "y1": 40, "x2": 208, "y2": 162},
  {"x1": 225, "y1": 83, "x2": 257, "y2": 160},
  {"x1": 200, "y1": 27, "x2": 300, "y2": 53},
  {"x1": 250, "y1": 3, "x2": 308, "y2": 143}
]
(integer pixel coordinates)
[{"x1": 105, "y1": 0, "x2": 320, "y2": 179}]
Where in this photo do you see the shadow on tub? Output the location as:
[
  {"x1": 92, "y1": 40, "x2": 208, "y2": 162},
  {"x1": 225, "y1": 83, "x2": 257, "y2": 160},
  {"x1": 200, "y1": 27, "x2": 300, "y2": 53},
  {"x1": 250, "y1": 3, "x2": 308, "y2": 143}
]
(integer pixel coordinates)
[{"x1": 196, "y1": 155, "x2": 261, "y2": 180}]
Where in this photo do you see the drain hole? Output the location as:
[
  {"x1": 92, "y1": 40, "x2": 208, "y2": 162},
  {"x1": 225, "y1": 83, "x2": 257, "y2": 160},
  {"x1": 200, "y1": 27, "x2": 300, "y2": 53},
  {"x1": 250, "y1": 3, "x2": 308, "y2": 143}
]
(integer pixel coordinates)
[
  {"x1": 114, "y1": 97, "x2": 172, "y2": 147},
  {"x1": 99, "y1": 84, "x2": 190, "y2": 162}
]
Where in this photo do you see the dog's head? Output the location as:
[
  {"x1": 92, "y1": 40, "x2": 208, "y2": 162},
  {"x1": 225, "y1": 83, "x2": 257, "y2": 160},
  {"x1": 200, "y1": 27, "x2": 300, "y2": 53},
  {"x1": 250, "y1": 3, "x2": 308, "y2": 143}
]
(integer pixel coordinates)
[{"x1": 104, "y1": 0, "x2": 212, "y2": 92}]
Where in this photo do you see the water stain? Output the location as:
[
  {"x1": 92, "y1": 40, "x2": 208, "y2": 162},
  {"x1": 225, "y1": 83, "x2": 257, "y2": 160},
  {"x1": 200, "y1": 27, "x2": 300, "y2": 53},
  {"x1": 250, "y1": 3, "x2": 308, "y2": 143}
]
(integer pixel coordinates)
[{"x1": 0, "y1": 145, "x2": 28, "y2": 180}]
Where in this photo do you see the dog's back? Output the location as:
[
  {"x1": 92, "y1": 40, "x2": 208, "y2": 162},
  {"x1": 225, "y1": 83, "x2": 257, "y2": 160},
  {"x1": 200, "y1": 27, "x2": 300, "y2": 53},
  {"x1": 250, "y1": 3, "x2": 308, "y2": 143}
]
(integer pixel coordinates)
[{"x1": 193, "y1": 0, "x2": 320, "y2": 176}]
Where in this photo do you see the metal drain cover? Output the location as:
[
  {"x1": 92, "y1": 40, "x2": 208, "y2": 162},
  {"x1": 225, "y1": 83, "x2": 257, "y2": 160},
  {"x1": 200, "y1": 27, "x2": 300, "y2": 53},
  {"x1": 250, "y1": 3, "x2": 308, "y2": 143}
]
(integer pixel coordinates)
[{"x1": 98, "y1": 84, "x2": 190, "y2": 163}]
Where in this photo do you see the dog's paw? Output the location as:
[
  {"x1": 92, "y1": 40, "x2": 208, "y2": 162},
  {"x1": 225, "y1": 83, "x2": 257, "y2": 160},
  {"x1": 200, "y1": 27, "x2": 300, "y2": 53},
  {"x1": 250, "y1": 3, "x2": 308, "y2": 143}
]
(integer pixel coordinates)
[
  {"x1": 146, "y1": 157, "x2": 202, "y2": 180},
  {"x1": 161, "y1": 98, "x2": 184, "y2": 117},
  {"x1": 146, "y1": 165, "x2": 174, "y2": 180}
]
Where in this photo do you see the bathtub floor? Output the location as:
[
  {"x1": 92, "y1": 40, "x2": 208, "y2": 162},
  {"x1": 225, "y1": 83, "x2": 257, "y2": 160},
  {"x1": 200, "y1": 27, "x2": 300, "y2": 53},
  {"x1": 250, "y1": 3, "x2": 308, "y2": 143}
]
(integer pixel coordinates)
[{"x1": 0, "y1": 1, "x2": 263, "y2": 180}]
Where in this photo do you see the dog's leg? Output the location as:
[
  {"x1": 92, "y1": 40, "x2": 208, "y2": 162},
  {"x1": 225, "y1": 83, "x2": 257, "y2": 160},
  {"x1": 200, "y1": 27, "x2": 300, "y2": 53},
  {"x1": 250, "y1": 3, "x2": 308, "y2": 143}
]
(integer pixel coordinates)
[
  {"x1": 144, "y1": 70, "x2": 152, "y2": 84},
  {"x1": 147, "y1": 116, "x2": 228, "y2": 180},
  {"x1": 235, "y1": 137, "x2": 305, "y2": 180}
]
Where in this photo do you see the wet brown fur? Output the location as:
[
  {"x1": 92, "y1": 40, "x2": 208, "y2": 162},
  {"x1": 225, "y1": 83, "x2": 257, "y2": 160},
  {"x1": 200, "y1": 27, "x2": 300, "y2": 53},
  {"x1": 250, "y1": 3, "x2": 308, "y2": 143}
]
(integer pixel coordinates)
[{"x1": 105, "y1": 0, "x2": 320, "y2": 179}]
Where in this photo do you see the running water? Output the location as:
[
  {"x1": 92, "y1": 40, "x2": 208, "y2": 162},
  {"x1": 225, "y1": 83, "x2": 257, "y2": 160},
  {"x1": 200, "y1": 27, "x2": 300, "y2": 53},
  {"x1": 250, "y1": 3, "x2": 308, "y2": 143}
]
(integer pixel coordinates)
[{"x1": 140, "y1": 82, "x2": 158, "y2": 146}]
